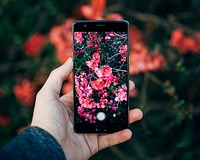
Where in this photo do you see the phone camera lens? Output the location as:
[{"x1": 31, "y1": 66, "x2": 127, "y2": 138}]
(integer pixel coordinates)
[{"x1": 84, "y1": 24, "x2": 87, "y2": 27}]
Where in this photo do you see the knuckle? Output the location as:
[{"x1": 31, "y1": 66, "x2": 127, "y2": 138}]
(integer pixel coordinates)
[{"x1": 36, "y1": 89, "x2": 43, "y2": 99}]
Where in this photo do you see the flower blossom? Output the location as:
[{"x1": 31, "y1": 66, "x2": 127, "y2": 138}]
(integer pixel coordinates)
[
  {"x1": 119, "y1": 45, "x2": 127, "y2": 62},
  {"x1": 23, "y1": 33, "x2": 46, "y2": 57},
  {"x1": 169, "y1": 28, "x2": 200, "y2": 54},
  {"x1": 86, "y1": 60, "x2": 98, "y2": 70},
  {"x1": 91, "y1": 78, "x2": 105, "y2": 90},
  {"x1": 93, "y1": 52, "x2": 100, "y2": 62},
  {"x1": 13, "y1": 79, "x2": 36, "y2": 107},
  {"x1": 49, "y1": 18, "x2": 74, "y2": 64},
  {"x1": 74, "y1": 32, "x2": 84, "y2": 43},
  {"x1": 115, "y1": 85, "x2": 127, "y2": 102}
]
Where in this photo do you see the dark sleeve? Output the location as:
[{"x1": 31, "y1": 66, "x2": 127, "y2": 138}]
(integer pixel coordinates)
[{"x1": 0, "y1": 127, "x2": 66, "y2": 160}]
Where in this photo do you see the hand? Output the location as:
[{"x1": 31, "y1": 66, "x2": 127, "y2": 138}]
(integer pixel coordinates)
[{"x1": 31, "y1": 58, "x2": 143, "y2": 160}]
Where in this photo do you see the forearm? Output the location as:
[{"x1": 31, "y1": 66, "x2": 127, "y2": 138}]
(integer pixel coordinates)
[{"x1": 0, "y1": 127, "x2": 66, "y2": 160}]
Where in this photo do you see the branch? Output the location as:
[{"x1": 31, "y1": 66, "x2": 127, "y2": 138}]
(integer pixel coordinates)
[{"x1": 107, "y1": 4, "x2": 195, "y2": 34}]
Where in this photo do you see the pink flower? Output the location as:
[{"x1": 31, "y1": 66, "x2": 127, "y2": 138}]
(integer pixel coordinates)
[
  {"x1": 111, "y1": 106, "x2": 118, "y2": 111},
  {"x1": 101, "y1": 65, "x2": 112, "y2": 77},
  {"x1": 94, "y1": 44, "x2": 101, "y2": 50},
  {"x1": 87, "y1": 40, "x2": 94, "y2": 47},
  {"x1": 112, "y1": 75, "x2": 119, "y2": 86},
  {"x1": 109, "y1": 32, "x2": 116, "y2": 37},
  {"x1": 91, "y1": 78, "x2": 105, "y2": 90},
  {"x1": 82, "y1": 98, "x2": 96, "y2": 109},
  {"x1": 85, "y1": 85, "x2": 93, "y2": 97},
  {"x1": 104, "y1": 77, "x2": 112, "y2": 88},
  {"x1": 115, "y1": 85, "x2": 127, "y2": 102},
  {"x1": 97, "y1": 102, "x2": 105, "y2": 108},
  {"x1": 82, "y1": 98, "x2": 91, "y2": 108},
  {"x1": 119, "y1": 45, "x2": 127, "y2": 53},
  {"x1": 86, "y1": 60, "x2": 98, "y2": 70},
  {"x1": 97, "y1": 37, "x2": 103, "y2": 42},
  {"x1": 95, "y1": 69, "x2": 103, "y2": 77},
  {"x1": 120, "y1": 53, "x2": 126, "y2": 62},
  {"x1": 88, "y1": 32, "x2": 98, "y2": 41},
  {"x1": 74, "y1": 32, "x2": 84, "y2": 43},
  {"x1": 78, "y1": 106, "x2": 85, "y2": 117},
  {"x1": 97, "y1": 98, "x2": 109, "y2": 108},
  {"x1": 105, "y1": 35, "x2": 111, "y2": 41},
  {"x1": 93, "y1": 52, "x2": 100, "y2": 62},
  {"x1": 109, "y1": 100, "x2": 113, "y2": 104}
]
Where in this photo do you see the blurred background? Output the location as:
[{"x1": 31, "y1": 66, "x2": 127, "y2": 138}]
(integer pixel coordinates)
[{"x1": 0, "y1": 0, "x2": 200, "y2": 159}]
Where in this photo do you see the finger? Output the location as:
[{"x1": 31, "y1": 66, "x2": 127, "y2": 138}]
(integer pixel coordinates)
[
  {"x1": 129, "y1": 80, "x2": 135, "y2": 92},
  {"x1": 129, "y1": 108, "x2": 143, "y2": 124},
  {"x1": 98, "y1": 129, "x2": 132, "y2": 151},
  {"x1": 40, "y1": 58, "x2": 73, "y2": 97},
  {"x1": 60, "y1": 90, "x2": 73, "y2": 106}
]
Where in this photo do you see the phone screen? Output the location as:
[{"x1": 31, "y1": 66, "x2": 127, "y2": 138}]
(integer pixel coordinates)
[{"x1": 73, "y1": 21, "x2": 129, "y2": 133}]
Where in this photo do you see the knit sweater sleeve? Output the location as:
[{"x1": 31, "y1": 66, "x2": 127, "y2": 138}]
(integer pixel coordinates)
[{"x1": 0, "y1": 127, "x2": 66, "y2": 160}]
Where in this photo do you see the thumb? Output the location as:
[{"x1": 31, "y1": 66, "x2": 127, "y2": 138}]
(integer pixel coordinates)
[{"x1": 40, "y1": 58, "x2": 73, "y2": 98}]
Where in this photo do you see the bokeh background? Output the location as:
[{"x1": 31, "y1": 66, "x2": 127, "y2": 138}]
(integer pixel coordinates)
[{"x1": 1, "y1": 0, "x2": 200, "y2": 159}]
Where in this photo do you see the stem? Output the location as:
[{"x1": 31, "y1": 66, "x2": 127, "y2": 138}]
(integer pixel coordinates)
[
  {"x1": 119, "y1": 61, "x2": 125, "y2": 70},
  {"x1": 108, "y1": 53, "x2": 122, "y2": 60},
  {"x1": 149, "y1": 73, "x2": 162, "y2": 85},
  {"x1": 112, "y1": 68, "x2": 127, "y2": 72}
]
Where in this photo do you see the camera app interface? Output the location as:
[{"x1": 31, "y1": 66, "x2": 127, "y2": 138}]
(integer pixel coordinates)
[{"x1": 74, "y1": 31, "x2": 128, "y2": 123}]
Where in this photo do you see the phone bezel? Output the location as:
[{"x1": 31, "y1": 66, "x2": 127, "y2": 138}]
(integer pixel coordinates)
[{"x1": 72, "y1": 20, "x2": 130, "y2": 133}]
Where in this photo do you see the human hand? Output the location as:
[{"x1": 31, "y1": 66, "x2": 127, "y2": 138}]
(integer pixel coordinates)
[{"x1": 31, "y1": 58, "x2": 143, "y2": 160}]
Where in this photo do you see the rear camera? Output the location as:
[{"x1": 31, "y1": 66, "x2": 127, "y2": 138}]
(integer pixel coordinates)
[{"x1": 84, "y1": 24, "x2": 87, "y2": 27}]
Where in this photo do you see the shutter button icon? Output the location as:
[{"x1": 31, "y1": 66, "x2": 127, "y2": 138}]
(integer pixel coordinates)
[{"x1": 97, "y1": 112, "x2": 106, "y2": 121}]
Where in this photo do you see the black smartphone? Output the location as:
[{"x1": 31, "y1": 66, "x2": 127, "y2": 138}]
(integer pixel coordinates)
[{"x1": 72, "y1": 20, "x2": 129, "y2": 133}]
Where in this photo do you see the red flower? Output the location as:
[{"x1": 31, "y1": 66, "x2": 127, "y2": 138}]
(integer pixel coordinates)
[
  {"x1": 0, "y1": 115, "x2": 10, "y2": 127},
  {"x1": 80, "y1": 0, "x2": 106, "y2": 20},
  {"x1": 180, "y1": 36, "x2": 197, "y2": 54},
  {"x1": 169, "y1": 29, "x2": 200, "y2": 54},
  {"x1": 130, "y1": 25, "x2": 143, "y2": 45},
  {"x1": 101, "y1": 65, "x2": 112, "y2": 77},
  {"x1": 91, "y1": 78, "x2": 105, "y2": 90},
  {"x1": 13, "y1": 79, "x2": 36, "y2": 107},
  {"x1": 23, "y1": 33, "x2": 46, "y2": 57},
  {"x1": 129, "y1": 43, "x2": 165, "y2": 75},
  {"x1": 49, "y1": 18, "x2": 75, "y2": 64},
  {"x1": 169, "y1": 29, "x2": 183, "y2": 48}
]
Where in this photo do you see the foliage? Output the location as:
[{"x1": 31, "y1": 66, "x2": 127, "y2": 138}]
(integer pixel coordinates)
[{"x1": 1, "y1": 0, "x2": 200, "y2": 159}]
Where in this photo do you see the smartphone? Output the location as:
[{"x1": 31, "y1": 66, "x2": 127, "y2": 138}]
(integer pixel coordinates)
[{"x1": 73, "y1": 20, "x2": 129, "y2": 133}]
